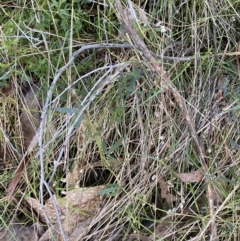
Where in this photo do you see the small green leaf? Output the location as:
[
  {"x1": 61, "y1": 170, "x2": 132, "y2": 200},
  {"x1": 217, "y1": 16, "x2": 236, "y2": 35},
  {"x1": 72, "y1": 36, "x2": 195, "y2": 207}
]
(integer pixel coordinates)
[
  {"x1": 102, "y1": 139, "x2": 107, "y2": 153},
  {"x1": 230, "y1": 139, "x2": 238, "y2": 149},
  {"x1": 55, "y1": 107, "x2": 79, "y2": 114},
  {"x1": 219, "y1": 175, "x2": 236, "y2": 184},
  {"x1": 98, "y1": 184, "x2": 120, "y2": 197},
  {"x1": 74, "y1": 115, "x2": 83, "y2": 128},
  {"x1": 107, "y1": 137, "x2": 123, "y2": 154}
]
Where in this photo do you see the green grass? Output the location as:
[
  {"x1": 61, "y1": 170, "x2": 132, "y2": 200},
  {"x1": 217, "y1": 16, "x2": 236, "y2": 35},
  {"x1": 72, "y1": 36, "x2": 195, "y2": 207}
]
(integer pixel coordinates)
[{"x1": 0, "y1": 0, "x2": 240, "y2": 240}]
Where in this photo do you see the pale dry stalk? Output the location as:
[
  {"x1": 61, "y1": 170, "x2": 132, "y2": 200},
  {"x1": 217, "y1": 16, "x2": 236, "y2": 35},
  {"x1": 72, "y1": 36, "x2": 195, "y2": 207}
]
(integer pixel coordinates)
[{"x1": 114, "y1": 0, "x2": 216, "y2": 239}]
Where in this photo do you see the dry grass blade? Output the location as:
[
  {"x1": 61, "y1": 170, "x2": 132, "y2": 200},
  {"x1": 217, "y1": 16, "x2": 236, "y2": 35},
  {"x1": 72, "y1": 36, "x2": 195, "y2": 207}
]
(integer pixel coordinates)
[
  {"x1": 114, "y1": 0, "x2": 216, "y2": 239},
  {"x1": 237, "y1": 43, "x2": 240, "y2": 79}
]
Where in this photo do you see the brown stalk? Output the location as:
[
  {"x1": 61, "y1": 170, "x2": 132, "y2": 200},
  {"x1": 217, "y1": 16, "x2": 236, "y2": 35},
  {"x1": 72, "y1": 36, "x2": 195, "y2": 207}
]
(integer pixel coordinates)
[
  {"x1": 114, "y1": 0, "x2": 216, "y2": 239},
  {"x1": 237, "y1": 42, "x2": 240, "y2": 79}
]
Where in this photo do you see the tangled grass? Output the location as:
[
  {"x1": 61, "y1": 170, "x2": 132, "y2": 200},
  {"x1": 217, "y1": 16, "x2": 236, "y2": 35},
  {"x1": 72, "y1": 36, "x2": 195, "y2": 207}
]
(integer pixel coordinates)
[{"x1": 1, "y1": 0, "x2": 240, "y2": 240}]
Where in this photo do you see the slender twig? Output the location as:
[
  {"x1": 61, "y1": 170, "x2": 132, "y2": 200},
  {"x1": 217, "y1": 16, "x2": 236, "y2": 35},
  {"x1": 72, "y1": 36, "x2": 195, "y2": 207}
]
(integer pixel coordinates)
[{"x1": 206, "y1": 4, "x2": 218, "y2": 238}]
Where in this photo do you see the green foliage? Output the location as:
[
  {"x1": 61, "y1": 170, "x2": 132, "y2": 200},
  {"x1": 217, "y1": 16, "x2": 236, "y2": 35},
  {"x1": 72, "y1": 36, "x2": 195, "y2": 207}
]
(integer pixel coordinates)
[
  {"x1": 0, "y1": 0, "x2": 118, "y2": 87},
  {"x1": 99, "y1": 183, "x2": 120, "y2": 197},
  {"x1": 55, "y1": 107, "x2": 79, "y2": 114}
]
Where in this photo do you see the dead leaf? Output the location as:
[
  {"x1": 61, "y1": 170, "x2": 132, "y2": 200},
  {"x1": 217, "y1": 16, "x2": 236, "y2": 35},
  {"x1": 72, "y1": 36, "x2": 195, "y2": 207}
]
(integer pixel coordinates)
[
  {"x1": 26, "y1": 185, "x2": 104, "y2": 236},
  {"x1": 158, "y1": 175, "x2": 177, "y2": 203},
  {"x1": 177, "y1": 169, "x2": 203, "y2": 183},
  {"x1": 65, "y1": 217, "x2": 92, "y2": 241},
  {"x1": 65, "y1": 165, "x2": 83, "y2": 188},
  {"x1": 40, "y1": 217, "x2": 93, "y2": 241},
  {"x1": 38, "y1": 225, "x2": 59, "y2": 241},
  {"x1": 20, "y1": 84, "x2": 42, "y2": 149}
]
